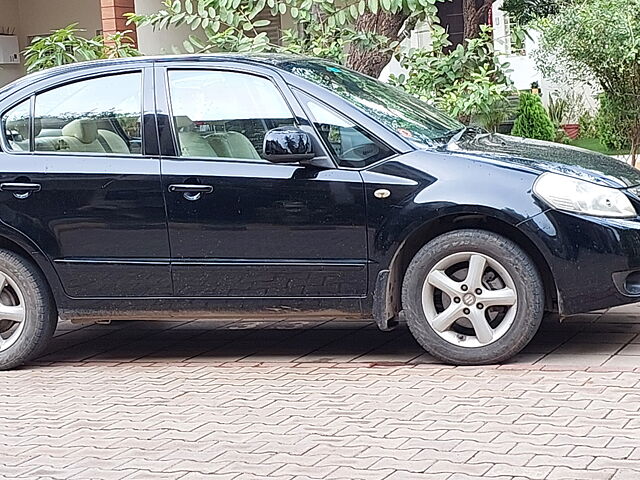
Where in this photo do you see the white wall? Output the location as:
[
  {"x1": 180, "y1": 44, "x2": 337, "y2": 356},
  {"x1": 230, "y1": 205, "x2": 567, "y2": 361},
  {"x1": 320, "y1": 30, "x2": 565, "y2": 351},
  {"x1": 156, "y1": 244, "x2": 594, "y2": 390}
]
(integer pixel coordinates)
[
  {"x1": 0, "y1": 0, "x2": 22, "y2": 86},
  {"x1": 17, "y1": 0, "x2": 102, "y2": 47},
  {"x1": 0, "y1": 0, "x2": 102, "y2": 87},
  {"x1": 135, "y1": 0, "x2": 200, "y2": 55}
]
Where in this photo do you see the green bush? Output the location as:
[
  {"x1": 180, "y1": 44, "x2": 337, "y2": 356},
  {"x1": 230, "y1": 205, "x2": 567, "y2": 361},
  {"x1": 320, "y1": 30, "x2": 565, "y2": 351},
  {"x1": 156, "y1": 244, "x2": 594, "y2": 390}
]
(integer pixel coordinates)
[
  {"x1": 596, "y1": 93, "x2": 631, "y2": 151},
  {"x1": 24, "y1": 24, "x2": 140, "y2": 73},
  {"x1": 511, "y1": 93, "x2": 555, "y2": 141},
  {"x1": 578, "y1": 111, "x2": 597, "y2": 139},
  {"x1": 389, "y1": 26, "x2": 514, "y2": 127}
]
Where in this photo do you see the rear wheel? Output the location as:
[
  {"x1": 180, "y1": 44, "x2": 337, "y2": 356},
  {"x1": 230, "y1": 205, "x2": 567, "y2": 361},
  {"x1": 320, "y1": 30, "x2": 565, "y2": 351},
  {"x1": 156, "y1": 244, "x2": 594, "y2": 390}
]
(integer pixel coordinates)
[
  {"x1": 0, "y1": 250, "x2": 56, "y2": 370},
  {"x1": 402, "y1": 229, "x2": 544, "y2": 365}
]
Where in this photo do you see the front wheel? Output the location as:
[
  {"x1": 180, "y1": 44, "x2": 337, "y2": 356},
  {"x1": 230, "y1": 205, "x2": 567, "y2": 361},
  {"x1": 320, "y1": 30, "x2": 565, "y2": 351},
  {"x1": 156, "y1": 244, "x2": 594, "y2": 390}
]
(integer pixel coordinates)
[{"x1": 402, "y1": 229, "x2": 544, "y2": 365}]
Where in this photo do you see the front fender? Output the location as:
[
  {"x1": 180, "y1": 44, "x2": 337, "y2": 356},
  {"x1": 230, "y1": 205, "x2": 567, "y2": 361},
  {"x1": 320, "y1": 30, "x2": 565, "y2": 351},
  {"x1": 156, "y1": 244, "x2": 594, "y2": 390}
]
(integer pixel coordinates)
[{"x1": 362, "y1": 150, "x2": 546, "y2": 269}]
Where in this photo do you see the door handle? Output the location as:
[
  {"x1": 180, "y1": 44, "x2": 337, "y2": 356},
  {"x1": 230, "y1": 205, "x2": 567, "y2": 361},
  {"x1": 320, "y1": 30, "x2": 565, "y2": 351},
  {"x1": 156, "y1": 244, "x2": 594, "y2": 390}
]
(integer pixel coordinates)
[
  {"x1": 168, "y1": 184, "x2": 213, "y2": 193},
  {"x1": 0, "y1": 182, "x2": 41, "y2": 199},
  {"x1": 168, "y1": 184, "x2": 213, "y2": 201}
]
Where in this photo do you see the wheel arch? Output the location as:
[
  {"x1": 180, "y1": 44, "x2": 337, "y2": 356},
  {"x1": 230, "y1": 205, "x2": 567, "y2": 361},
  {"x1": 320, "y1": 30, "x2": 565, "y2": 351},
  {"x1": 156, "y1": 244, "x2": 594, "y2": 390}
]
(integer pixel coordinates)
[
  {"x1": 0, "y1": 234, "x2": 60, "y2": 315},
  {"x1": 376, "y1": 212, "x2": 558, "y2": 327}
]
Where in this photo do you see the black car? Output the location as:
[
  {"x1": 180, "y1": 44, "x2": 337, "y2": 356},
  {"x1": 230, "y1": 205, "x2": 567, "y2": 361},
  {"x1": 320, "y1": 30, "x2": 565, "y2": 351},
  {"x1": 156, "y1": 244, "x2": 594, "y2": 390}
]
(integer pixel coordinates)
[{"x1": 0, "y1": 54, "x2": 639, "y2": 369}]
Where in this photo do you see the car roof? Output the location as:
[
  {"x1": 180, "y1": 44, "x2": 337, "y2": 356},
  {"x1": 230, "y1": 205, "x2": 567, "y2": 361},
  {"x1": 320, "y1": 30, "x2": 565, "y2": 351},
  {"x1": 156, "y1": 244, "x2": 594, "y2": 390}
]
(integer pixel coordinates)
[
  {"x1": 0, "y1": 53, "x2": 317, "y2": 99},
  {"x1": 0, "y1": 53, "x2": 315, "y2": 101}
]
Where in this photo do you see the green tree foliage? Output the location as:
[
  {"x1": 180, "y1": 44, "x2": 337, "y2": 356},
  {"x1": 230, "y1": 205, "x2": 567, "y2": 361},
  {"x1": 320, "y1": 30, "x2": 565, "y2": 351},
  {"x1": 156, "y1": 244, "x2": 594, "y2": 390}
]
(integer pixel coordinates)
[
  {"x1": 536, "y1": 0, "x2": 640, "y2": 165},
  {"x1": 511, "y1": 92, "x2": 555, "y2": 141},
  {"x1": 500, "y1": 0, "x2": 562, "y2": 25},
  {"x1": 24, "y1": 24, "x2": 140, "y2": 73},
  {"x1": 125, "y1": 0, "x2": 440, "y2": 74},
  {"x1": 596, "y1": 93, "x2": 632, "y2": 151},
  {"x1": 390, "y1": 26, "x2": 515, "y2": 127}
]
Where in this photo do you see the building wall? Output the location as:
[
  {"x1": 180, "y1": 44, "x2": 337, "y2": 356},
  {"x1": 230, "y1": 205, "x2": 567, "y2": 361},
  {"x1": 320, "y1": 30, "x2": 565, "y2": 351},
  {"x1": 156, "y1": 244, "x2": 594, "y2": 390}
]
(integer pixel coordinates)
[
  {"x1": 134, "y1": 0, "x2": 289, "y2": 55},
  {"x1": 0, "y1": 0, "x2": 102, "y2": 87},
  {"x1": 0, "y1": 0, "x2": 21, "y2": 86},
  {"x1": 135, "y1": 0, "x2": 202, "y2": 55}
]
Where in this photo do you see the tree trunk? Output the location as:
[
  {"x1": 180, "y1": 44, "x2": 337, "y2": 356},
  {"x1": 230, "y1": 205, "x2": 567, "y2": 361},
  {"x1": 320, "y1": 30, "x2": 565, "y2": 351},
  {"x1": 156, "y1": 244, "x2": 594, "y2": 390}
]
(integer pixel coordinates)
[
  {"x1": 463, "y1": 0, "x2": 493, "y2": 39},
  {"x1": 346, "y1": 11, "x2": 409, "y2": 77}
]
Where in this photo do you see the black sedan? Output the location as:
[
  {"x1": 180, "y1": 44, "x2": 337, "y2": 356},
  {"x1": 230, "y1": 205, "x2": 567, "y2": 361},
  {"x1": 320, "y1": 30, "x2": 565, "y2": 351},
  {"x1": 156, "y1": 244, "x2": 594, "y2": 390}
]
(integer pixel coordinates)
[{"x1": 0, "y1": 54, "x2": 639, "y2": 369}]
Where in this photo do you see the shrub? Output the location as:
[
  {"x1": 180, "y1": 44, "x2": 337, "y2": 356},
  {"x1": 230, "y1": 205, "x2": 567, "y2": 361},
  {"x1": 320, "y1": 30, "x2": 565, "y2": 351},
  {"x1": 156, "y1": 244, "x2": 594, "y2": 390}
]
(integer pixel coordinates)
[
  {"x1": 578, "y1": 111, "x2": 597, "y2": 139},
  {"x1": 535, "y1": 0, "x2": 640, "y2": 164},
  {"x1": 596, "y1": 93, "x2": 631, "y2": 151},
  {"x1": 390, "y1": 26, "x2": 514, "y2": 127},
  {"x1": 24, "y1": 24, "x2": 140, "y2": 73},
  {"x1": 511, "y1": 92, "x2": 555, "y2": 141}
]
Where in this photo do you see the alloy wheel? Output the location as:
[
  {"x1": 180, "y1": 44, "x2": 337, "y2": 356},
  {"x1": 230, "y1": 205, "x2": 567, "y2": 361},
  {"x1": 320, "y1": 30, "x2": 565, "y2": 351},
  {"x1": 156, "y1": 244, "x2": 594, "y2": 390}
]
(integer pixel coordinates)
[
  {"x1": 421, "y1": 251, "x2": 518, "y2": 348},
  {"x1": 0, "y1": 270, "x2": 26, "y2": 352}
]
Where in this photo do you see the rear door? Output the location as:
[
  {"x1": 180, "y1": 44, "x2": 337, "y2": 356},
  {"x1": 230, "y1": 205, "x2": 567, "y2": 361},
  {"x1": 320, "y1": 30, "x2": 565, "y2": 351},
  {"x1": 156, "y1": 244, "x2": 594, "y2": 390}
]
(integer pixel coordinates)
[
  {"x1": 0, "y1": 65, "x2": 171, "y2": 297},
  {"x1": 156, "y1": 64, "x2": 368, "y2": 303}
]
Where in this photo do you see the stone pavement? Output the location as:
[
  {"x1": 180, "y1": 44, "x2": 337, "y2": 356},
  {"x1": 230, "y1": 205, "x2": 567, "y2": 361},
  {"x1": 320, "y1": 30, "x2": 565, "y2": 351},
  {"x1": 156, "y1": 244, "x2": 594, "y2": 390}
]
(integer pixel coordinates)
[{"x1": 2, "y1": 304, "x2": 640, "y2": 479}]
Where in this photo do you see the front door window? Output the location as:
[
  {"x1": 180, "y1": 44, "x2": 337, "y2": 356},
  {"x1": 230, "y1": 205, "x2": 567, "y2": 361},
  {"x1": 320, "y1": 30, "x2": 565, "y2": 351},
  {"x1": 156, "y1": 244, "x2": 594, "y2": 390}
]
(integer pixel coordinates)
[{"x1": 167, "y1": 70, "x2": 296, "y2": 161}]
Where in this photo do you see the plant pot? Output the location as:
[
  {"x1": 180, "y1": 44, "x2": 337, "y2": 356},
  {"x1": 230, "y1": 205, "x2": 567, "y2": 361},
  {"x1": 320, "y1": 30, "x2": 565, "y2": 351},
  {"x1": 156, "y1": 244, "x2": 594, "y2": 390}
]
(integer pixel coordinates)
[{"x1": 562, "y1": 123, "x2": 580, "y2": 139}]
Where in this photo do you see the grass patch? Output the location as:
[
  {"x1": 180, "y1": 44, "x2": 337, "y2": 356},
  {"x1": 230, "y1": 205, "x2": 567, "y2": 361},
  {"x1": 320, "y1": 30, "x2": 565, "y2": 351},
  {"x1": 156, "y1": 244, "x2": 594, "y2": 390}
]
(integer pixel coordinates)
[{"x1": 568, "y1": 137, "x2": 630, "y2": 156}]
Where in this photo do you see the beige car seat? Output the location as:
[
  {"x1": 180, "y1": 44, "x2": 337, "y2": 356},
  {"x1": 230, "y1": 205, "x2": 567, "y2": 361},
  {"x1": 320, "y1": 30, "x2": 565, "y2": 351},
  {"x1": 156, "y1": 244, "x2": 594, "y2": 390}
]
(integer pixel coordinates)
[
  {"x1": 98, "y1": 129, "x2": 130, "y2": 154},
  {"x1": 207, "y1": 131, "x2": 261, "y2": 160},
  {"x1": 60, "y1": 119, "x2": 107, "y2": 153},
  {"x1": 174, "y1": 116, "x2": 218, "y2": 157}
]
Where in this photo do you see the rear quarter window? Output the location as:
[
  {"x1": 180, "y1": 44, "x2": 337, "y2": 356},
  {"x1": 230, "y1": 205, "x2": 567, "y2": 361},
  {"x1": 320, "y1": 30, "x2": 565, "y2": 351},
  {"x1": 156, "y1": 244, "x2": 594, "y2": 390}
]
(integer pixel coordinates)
[{"x1": 1, "y1": 99, "x2": 31, "y2": 152}]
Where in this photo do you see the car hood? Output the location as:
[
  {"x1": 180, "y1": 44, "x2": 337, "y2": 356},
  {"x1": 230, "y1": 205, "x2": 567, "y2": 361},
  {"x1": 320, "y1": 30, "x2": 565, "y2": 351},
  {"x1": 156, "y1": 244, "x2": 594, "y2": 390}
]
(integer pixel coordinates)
[{"x1": 443, "y1": 133, "x2": 640, "y2": 188}]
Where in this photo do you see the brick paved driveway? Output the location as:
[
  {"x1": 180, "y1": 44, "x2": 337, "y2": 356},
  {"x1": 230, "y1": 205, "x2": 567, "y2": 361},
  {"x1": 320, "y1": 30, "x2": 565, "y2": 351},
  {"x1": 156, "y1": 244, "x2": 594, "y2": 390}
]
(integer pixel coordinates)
[{"x1": 2, "y1": 305, "x2": 640, "y2": 479}]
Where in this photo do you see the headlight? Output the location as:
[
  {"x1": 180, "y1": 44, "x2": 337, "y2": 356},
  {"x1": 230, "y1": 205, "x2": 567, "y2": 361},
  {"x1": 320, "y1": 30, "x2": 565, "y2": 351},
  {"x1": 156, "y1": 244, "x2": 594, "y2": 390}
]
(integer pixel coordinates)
[{"x1": 533, "y1": 172, "x2": 636, "y2": 218}]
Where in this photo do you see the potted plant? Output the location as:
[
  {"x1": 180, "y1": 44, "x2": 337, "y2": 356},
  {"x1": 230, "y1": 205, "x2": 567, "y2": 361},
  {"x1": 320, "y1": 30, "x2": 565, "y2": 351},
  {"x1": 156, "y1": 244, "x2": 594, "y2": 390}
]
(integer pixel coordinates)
[{"x1": 547, "y1": 91, "x2": 584, "y2": 140}]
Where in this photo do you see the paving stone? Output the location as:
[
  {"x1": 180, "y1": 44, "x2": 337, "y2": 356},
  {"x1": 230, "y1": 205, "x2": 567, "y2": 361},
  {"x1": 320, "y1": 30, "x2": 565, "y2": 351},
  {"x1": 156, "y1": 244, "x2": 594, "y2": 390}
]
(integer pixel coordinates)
[{"x1": 2, "y1": 312, "x2": 640, "y2": 478}]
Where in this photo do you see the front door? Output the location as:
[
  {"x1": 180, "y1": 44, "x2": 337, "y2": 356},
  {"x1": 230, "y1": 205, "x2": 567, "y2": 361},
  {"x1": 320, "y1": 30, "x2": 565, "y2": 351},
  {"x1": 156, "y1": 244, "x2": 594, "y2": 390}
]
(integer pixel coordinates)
[
  {"x1": 157, "y1": 66, "x2": 368, "y2": 302},
  {"x1": 0, "y1": 68, "x2": 171, "y2": 297}
]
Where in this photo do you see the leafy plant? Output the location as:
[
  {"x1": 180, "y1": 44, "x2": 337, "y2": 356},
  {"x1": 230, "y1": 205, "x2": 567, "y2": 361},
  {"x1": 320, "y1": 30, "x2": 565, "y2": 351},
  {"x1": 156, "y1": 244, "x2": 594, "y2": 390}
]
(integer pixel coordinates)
[
  {"x1": 547, "y1": 91, "x2": 585, "y2": 127},
  {"x1": 389, "y1": 26, "x2": 515, "y2": 127},
  {"x1": 500, "y1": 0, "x2": 562, "y2": 25},
  {"x1": 125, "y1": 0, "x2": 441, "y2": 75},
  {"x1": 578, "y1": 110, "x2": 597, "y2": 139},
  {"x1": 596, "y1": 93, "x2": 631, "y2": 151},
  {"x1": 103, "y1": 31, "x2": 142, "y2": 59},
  {"x1": 546, "y1": 93, "x2": 567, "y2": 128},
  {"x1": 511, "y1": 92, "x2": 555, "y2": 141},
  {"x1": 535, "y1": 0, "x2": 640, "y2": 165},
  {"x1": 23, "y1": 24, "x2": 140, "y2": 73}
]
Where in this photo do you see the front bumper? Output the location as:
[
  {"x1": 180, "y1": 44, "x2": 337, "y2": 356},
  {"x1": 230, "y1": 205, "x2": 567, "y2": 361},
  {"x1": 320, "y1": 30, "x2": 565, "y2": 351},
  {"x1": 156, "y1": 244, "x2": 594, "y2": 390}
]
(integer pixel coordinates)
[{"x1": 520, "y1": 210, "x2": 640, "y2": 315}]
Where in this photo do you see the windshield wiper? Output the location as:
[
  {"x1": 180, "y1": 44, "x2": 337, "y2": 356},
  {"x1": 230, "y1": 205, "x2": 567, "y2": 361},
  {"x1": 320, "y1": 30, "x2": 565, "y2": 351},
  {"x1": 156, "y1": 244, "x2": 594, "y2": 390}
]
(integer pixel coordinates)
[{"x1": 439, "y1": 126, "x2": 489, "y2": 149}]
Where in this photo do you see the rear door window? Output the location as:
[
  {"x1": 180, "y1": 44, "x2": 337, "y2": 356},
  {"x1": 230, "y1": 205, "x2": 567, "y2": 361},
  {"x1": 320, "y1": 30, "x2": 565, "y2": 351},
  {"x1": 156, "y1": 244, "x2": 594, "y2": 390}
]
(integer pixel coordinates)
[{"x1": 34, "y1": 72, "x2": 142, "y2": 155}]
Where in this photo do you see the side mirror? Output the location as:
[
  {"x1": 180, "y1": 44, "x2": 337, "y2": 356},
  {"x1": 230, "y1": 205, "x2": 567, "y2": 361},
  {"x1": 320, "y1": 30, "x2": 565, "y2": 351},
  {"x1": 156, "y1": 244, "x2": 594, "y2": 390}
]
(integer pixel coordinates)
[{"x1": 263, "y1": 127, "x2": 315, "y2": 163}]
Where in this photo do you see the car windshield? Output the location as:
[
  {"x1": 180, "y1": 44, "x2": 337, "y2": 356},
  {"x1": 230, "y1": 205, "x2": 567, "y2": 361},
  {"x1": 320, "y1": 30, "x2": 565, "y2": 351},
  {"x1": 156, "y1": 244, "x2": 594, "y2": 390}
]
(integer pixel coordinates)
[{"x1": 280, "y1": 59, "x2": 463, "y2": 146}]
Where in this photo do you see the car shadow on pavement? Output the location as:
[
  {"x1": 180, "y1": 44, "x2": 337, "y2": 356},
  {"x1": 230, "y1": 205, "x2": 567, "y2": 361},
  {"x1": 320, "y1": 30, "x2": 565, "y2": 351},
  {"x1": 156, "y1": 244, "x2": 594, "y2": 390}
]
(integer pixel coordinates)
[{"x1": 28, "y1": 305, "x2": 640, "y2": 368}]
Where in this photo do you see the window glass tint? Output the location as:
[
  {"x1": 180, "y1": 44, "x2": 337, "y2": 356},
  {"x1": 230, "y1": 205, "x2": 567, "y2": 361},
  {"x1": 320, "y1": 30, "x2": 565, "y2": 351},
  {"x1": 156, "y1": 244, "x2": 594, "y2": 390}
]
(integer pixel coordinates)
[
  {"x1": 306, "y1": 99, "x2": 394, "y2": 168},
  {"x1": 34, "y1": 73, "x2": 142, "y2": 154},
  {"x1": 167, "y1": 70, "x2": 296, "y2": 161},
  {"x1": 2, "y1": 99, "x2": 30, "y2": 152}
]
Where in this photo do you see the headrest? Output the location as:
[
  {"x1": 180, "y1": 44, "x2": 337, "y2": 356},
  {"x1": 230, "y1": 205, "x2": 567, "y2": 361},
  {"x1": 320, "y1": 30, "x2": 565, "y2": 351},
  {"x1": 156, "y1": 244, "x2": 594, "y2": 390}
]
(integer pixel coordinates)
[
  {"x1": 5, "y1": 116, "x2": 41, "y2": 139},
  {"x1": 62, "y1": 119, "x2": 98, "y2": 144},
  {"x1": 174, "y1": 116, "x2": 195, "y2": 130},
  {"x1": 33, "y1": 118, "x2": 42, "y2": 137},
  {"x1": 4, "y1": 115, "x2": 42, "y2": 141}
]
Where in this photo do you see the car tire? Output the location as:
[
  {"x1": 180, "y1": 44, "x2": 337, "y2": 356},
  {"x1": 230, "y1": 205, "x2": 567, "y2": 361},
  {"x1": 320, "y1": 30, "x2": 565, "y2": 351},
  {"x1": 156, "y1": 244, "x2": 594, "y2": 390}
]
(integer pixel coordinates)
[
  {"x1": 0, "y1": 249, "x2": 57, "y2": 370},
  {"x1": 402, "y1": 229, "x2": 544, "y2": 365}
]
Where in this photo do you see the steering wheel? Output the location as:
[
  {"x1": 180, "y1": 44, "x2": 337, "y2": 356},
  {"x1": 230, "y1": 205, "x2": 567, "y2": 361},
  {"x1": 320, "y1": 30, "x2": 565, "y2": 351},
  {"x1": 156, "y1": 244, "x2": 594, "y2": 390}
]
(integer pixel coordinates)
[{"x1": 341, "y1": 143, "x2": 380, "y2": 161}]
